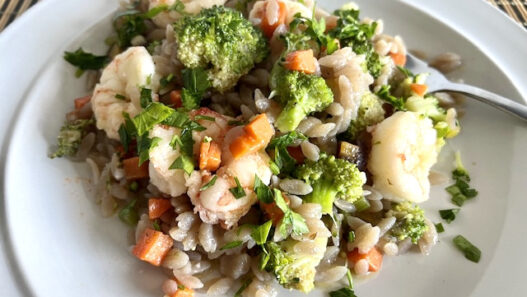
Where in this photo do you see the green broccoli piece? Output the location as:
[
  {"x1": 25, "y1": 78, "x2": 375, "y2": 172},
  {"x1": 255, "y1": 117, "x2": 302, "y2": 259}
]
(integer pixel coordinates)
[
  {"x1": 50, "y1": 119, "x2": 94, "y2": 159},
  {"x1": 270, "y1": 65, "x2": 334, "y2": 132},
  {"x1": 261, "y1": 237, "x2": 328, "y2": 293},
  {"x1": 388, "y1": 201, "x2": 428, "y2": 244},
  {"x1": 405, "y1": 95, "x2": 446, "y2": 122},
  {"x1": 174, "y1": 6, "x2": 268, "y2": 92},
  {"x1": 346, "y1": 92, "x2": 385, "y2": 141},
  {"x1": 296, "y1": 153, "x2": 365, "y2": 214}
]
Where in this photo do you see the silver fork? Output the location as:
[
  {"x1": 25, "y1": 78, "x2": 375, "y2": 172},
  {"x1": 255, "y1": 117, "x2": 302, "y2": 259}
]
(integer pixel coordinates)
[{"x1": 405, "y1": 53, "x2": 527, "y2": 121}]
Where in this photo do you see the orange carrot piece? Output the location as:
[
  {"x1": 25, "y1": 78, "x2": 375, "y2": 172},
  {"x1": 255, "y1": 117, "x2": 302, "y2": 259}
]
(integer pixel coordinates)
[
  {"x1": 74, "y1": 95, "x2": 91, "y2": 110},
  {"x1": 284, "y1": 50, "x2": 317, "y2": 74},
  {"x1": 260, "y1": 194, "x2": 290, "y2": 225},
  {"x1": 410, "y1": 83, "x2": 428, "y2": 97},
  {"x1": 347, "y1": 247, "x2": 383, "y2": 272},
  {"x1": 123, "y1": 157, "x2": 149, "y2": 180},
  {"x1": 169, "y1": 90, "x2": 182, "y2": 108},
  {"x1": 132, "y1": 228, "x2": 173, "y2": 266},
  {"x1": 148, "y1": 198, "x2": 173, "y2": 219},
  {"x1": 199, "y1": 140, "x2": 222, "y2": 171},
  {"x1": 261, "y1": 0, "x2": 287, "y2": 38},
  {"x1": 244, "y1": 114, "x2": 274, "y2": 143},
  {"x1": 286, "y1": 146, "x2": 305, "y2": 164},
  {"x1": 389, "y1": 51, "x2": 406, "y2": 66},
  {"x1": 230, "y1": 114, "x2": 275, "y2": 159},
  {"x1": 170, "y1": 287, "x2": 194, "y2": 297}
]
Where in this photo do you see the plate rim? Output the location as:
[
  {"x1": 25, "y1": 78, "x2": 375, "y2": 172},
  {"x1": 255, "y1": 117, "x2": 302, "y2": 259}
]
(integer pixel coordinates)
[{"x1": 0, "y1": 0, "x2": 526, "y2": 296}]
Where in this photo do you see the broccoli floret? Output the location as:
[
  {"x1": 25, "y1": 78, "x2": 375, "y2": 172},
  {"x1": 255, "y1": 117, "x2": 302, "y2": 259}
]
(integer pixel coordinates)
[
  {"x1": 346, "y1": 92, "x2": 385, "y2": 141},
  {"x1": 50, "y1": 119, "x2": 94, "y2": 159},
  {"x1": 387, "y1": 201, "x2": 428, "y2": 244},
  {"x1": 270, "y1": 65, "x2": 334, "y2": 132},
  {"x1": 174, "y1": 6, "x2": 268, "y2": 92},
  {"x1": 296, "y1": 153, "x2": 365, "y2": 214},
  {"x1": 261, "y1": 237, "x2": 328, "y2": 293}
]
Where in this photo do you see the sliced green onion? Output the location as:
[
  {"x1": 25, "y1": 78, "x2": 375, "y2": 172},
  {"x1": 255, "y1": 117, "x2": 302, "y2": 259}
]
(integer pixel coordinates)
[
  {"x1": 439, "y1": 208, "x2": 460, "y2": 224},
  {"x1": 435, "y1": 223, "x2": 445, "y2": 233},
  {"x1": 453, "y1": 235, "x2": 481, "y2": 263},
  {"x1": 200, "y1": 176, "x2": 217, "y2": 191}
]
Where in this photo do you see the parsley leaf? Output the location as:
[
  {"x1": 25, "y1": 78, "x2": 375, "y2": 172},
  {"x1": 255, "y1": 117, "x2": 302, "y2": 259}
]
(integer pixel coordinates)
[
  {"x1": 118, "y1": 199, "x2": 139, "y2": 226},
  {"x1": 169, "y1": 154, "x2": 195, "y2": 175},
  {"x1": 137, "y1": 135, "x2": 161, "y2": 165},
  {"x1": 273, "y1": 189, "x2": 308, "y2": 236},
  {"x1": 329, "y1": 288, "x2": 358, "y2": 297},
  {"x1": 234, "y1": 279, "x2": 252, "y2": 297},
  {"x1": 329, "y1": 8, "x2": 382, "y2": 77},
  {"x1": 251, "y1": 220, "x2": 273, "y2": 245},
  {"x1": 139, "y1": 87, "x2": 153, "y2": 108},
  {"x1": 229, "y1": 177, "x2": 246, "y2": 199},
  {"x1": 288, "y1": 9, "x2": 339, "y2": 54},
  {"x1": 268, "y1": 132, "x2": 307, "y2": 174},
  {"x1": 64, "y1": 48, "x2": 108, "y2": 72},
  {"x1": 220, "y1": 240, "x2": 243, "y2": 250},
  {"x1": 254, "y1": 175, "x2": 274, "y2": 204},
  {"x1": 181, "y1": 68, "x2": 211, "y2": 110},
  {"x1": 200, "y1": 176, "x2": 217, "y2": 191},
  {"x1": 131, "y1": 102, "x2": 174, "y2": 136},
  {"x1": 118, "y1": 112, "x2": 136, "y2": 152}
]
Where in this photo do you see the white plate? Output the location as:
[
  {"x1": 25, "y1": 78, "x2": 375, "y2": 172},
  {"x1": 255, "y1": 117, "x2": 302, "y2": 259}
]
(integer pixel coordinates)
[{"x1": 1, "y1": 0, "x2": 526, "y2": 296}]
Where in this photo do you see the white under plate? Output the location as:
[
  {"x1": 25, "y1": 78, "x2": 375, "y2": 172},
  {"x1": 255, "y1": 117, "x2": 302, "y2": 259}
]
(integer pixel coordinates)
[{"x1": 1, "y1": 0, "x2": 526, "y2": 296}]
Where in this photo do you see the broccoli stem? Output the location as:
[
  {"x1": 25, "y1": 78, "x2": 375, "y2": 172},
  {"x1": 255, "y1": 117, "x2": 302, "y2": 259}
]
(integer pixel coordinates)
[
  {"x1": 304, "y1": 178, "x2": 338, "y2": 214},
  {"x1": 275, "y1": 104, "x2": 307, "y2": 133}
]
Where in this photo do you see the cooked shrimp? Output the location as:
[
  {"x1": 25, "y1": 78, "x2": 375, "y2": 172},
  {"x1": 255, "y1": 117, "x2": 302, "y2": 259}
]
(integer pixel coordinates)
[
  {"x1": 368, "y1": 111, "x2": 439, "y2": 203},
  {"x1": 149, "y1": 0, "x2": 227, "y2": 28},
  {"x1": 148, "y1": 124, "x2": 187, "y2": 197},
  {"x1": 91, "y1": 47, "x2": 158, "y2": 140},
  {"x1": 187, "y1": 125, "x2": 273, "y2": 228},
  {"x1": 190, "y1": 108, "x2": 232, "y2": 156},
  {"x1": 249, "y1": 0, "x2": 311, "y2": 26},
  {"x1": 148, "y1": 108, "x2": 233, "y2": 197}
]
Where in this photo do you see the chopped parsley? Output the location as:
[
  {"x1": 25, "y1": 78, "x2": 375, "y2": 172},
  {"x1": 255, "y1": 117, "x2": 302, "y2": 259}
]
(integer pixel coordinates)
[
  {"x1": 273, "y1": 189, "x2": 309, "y2": 237},
  {"x1": 435, "y1": 223, "x2": 445, "y2": 233},
  {"x1": 267, "y1": 132, "x2": 307, "y2": 174},
  {"x1": 446, "y1": 152, "x2": 478, "y2": 207},
  {"x1": 234, "y1": 278, "x2": 252, "y2": 297},
  {"x1": 229, "y1": 177, "x2": 246, "y2": 199},
  {"x1": 118, "y1": 199, "x2": 139, "y2": 226},
  {"x1": 200, "y1": 176, "x2": 217, "y2": 191},
  {"x1": 250, "y1": 220, "x2": 273, "y2": 245},
  {"x1": 181, "y1": 67, "x2": 211, "y2": 110},
  {"x1": 194, "y1": 115, "x2": 215, "y2": 122},
  {"x1": 169, "y1": 154, "x2": 194, "y2": 174},
  {"x1": 288, "y1": 8, "x2": 339, "y2": 54},
  {"x1": 220, "y1": 240, "x2": 243, "y2": 250},
  {"x1": 152, "y1": 219, "x2": 161, "y2": 231},
  {"x1": 329, "y1": 8, "x2": 382, "y2": 77},
  {"x1": 63, "y1": 48, "x2": 108, "y2": 74},
  {"x1": 139, "y1": 87, "x2": 153, "y2": 108},
  {"x1": 254, "y1": 175, "x2": 274, "y2": 204},
  {"x1": 115, "y1": 94, "x2": 127, "y2": 100}
]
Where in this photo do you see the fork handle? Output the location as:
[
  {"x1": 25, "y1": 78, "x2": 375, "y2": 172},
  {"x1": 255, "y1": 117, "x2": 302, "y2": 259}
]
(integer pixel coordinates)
[{"x1": 438, "y1": 83, "x2": 527, "y2": 121}]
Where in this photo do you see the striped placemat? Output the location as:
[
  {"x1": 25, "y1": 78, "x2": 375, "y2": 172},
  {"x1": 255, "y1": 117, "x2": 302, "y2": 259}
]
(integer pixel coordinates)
[{"x1": 1, "y1": 0, "x2": 526, "y2": 31}]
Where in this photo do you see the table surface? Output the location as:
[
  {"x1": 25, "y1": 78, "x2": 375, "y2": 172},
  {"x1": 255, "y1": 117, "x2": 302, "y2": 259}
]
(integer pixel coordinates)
[{"x1": 1, "y1": 0, "x2": 527, "y2": 31}]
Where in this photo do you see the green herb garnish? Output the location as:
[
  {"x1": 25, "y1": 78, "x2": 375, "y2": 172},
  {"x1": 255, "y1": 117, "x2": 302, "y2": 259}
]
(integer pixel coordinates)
[
  {"x1": 439, "y1": 208, "x2": 460, "y2": 224},
  {"x1": 229, "y1": 177, "x2": 246, "y2": 199},
  {"x1": 200, "y1": 176, "x2": 217, "y2": 191},
  {"x1": 453, "y1": 235, "x2": 481, "y2": 263}
]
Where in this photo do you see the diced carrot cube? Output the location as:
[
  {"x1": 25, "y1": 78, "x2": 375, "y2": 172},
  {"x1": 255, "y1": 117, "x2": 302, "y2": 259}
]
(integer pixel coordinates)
[
  {"x1": 123, "y1": 157, "x2": 149, "y2": 180},
  {"x1": 286, "y1": 146, "x2": 305, "y2": 164},
  {"x1": 260, "y1": 0, "x2": 287, "y2": 38},
  {"x1": 410, "y1": 83, "x2": 428, "y2": 97},
  {"x1": 284, "y1": 50, "x2": 317, "y2": 74},
  {"x1": 132, "y1": 228, "x2": 173, "y2": 266},
  {"x1": 347, "y1": 247, "x2": 383, "y2": 272},
  {"x1": 389, "y1": 51, "x2": 406, "y2": 66},
  {"x1": 170, "y1": 287, "x2": 194, "y2": 297},
  {"x1": 169, "y1": 90, "x2": 182, "y2": 108},
  {"x1": 199, "y1": 140, "x2": 222, "y2": 171},
  {"x1": 148, "y1": 198, "x2": 173, "y2": 219},
  {"x1": 244, "y1": 114, "x2": 274, "y2": 144},
  {"x1": 74, "y1": 95, "x2": 91, "y2": 110}
]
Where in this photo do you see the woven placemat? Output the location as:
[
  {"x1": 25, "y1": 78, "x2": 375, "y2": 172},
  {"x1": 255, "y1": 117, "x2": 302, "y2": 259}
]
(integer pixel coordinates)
[{"x1": 1, "y1": 0, "x2": 526, "y2": 31}]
